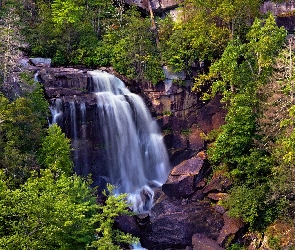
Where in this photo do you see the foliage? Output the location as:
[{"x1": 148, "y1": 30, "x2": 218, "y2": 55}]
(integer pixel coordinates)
[
  {"x1": 0, "y1": 6, "x2": 24, "y2": 97},
  {"x1": 204, "y1": 14, "x2": 287, "y2": 231},
  {"x1": 26, "y1": 0, "x2": 117, "y2": 66},
  {"x1": 158, "y1": 0, "x2": 264, "y2": 73},
  {"x1": 109, "y1": 8, "x2": 163, "y2": 83},
  {"x1": 0, "y1": 169, "x2": 98, "y2": 249},
  {"x1": 191, "y1": 0, "x2": 262, "y2": 36},
  {"x1": 159, "y1": 3, "x2": 230, "y2": 72},
  {"x1": 194, "y1": 15, "x2": 286, "y2": 101},
  {"x1": 225, "y1": 183, "x2": 286, "y2": 230},
  {"x1": 38, "y1": 124, "x2": 73, "y2": 176},
  {"x1": 0, "y1": 76, "x2": 48, "y2": 187},
  {"x1": 91, "y1": 184, "x2": 139, "y2": 250}
]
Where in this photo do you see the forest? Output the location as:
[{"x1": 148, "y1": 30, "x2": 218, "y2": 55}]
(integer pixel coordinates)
[{"x1": 1, "y1": 0, "x2": 295, "y2": 249}]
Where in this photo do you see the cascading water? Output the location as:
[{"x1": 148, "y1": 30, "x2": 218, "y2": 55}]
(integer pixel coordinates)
[
  {"x1": 50, "y1": 70, "x2": 170, "y2": 213},
  {"x1": 90, "y1": 70, "x2": 170, "y2": 212},
  {"x1": 50, "y1": 98, "x2": 63, "y2": 124}
]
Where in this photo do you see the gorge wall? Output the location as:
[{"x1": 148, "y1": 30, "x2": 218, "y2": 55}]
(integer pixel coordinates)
[
  {"x1": 34, "y1": 66, "x2": 236, "y2": 249},
  {"x1": 37, "y1": 66, "x2": 226, "y2": 168}
]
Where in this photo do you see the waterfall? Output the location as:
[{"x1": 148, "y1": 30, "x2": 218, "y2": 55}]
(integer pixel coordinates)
[
  {"x1": 79, "y1": 103, "x2": 89, "y2": 170},
  {"x1": 69, "y1": 102, "x2": 79, "y2": 165},
  {"x1": 80, "y1": 103, "x2": 87, "y2": 140},
  {"x1": 69, "y1": 102, "x2": 78, "y2": 141},
  {"x1": 49, "y1": 70, "x2": 170, "y2": 213},
  {"x1": 90, "y1": 70, "x2": 170, "y2": 212},
  {"x1": 50, "y1": 98, "x2": 63, "y2": 124}
]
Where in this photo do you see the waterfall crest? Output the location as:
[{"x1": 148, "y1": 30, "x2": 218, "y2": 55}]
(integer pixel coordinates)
[{"x1": 50, "y1": 70, "x2": 170, "y2": 212}]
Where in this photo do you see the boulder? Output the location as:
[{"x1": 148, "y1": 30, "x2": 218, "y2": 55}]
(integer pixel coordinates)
[
  {"x1": 162, "y1": 156, "x2": 209, "y2": 198},
  {"x1": 217, "y1": 212, "x2": 245, "y2": 247},
  {"x1": 29, "y1": 58, "x2": 51, "y2": 67},
  {"x1": 202, "y1": 174, "x2": 232, "y2": 194},
  {"x1": 140, "y1": 198, "x2": 224, "y2": 249},
  {"x1": 114, "y1": 215, "x2": 141, "y2": 238}
]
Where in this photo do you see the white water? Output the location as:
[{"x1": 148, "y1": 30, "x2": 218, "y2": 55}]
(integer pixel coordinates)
[
  {"x1": 90, "y1": 70, "x2": 170, "y2": 212},
  {"x1": 50, "y1": 98, "x2": 63, "y2": 124},
  {"x1": 50, "y1": 70, "x2": 170, "y2": 213}
]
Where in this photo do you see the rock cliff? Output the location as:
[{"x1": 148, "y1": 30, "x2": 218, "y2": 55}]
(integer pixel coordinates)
[
  {"x1": 34, "y1": 66, "x2": 234, "y2": 249},
  {"x1": 37, "y1": 67, "x2": 226, "y2": 169},
  {"x1": 116, "y1": 154, "x2": 244, "y2": 249},
  {"x1": 124, "y1": 0, "x2": 180, "y2": 13}
]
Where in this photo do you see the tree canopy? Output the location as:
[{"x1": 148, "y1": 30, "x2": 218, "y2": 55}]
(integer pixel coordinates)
[{"x1": 1, "y1": 0, "x2": 295, "y2": 249}]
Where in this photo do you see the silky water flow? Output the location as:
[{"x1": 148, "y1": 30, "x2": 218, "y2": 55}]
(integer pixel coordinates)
[{"x1": 50, "y1": 70, "x2": 170, "y2": 213}]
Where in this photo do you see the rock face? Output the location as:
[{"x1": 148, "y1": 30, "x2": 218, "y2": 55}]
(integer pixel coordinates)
[
  {"x1": 37, "y1": 67, "x2": 226, "y2": 175},
  {"x1": 140, "y1": 156, "x2": 224, "y2": 249},
  {"x1": 115, "y1": 155, "x2": 244, "y2": 249},
  {"x1": 261, "y1": 1, "x2": 295, "y2": 16},
  {"x1": 124, "y1": 0, "x2": 181, "y2": 13},
  {"x1": 137, "y1": 79, "x2": 226, "y2": 165},
  {"x1": 35, "y1": 66, "x2": 234, "y2": 249},
  {"x1": 261, "y1": 1, "x2": 295, "y2": 31}
]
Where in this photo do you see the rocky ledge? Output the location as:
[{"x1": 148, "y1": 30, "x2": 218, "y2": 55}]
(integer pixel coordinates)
[
  {"x1": 116, "y1": 153, "x2": 244, "y2": 250},
  {"x1": 36, "y1": 66, "x2": 226, "y2": 167},
  {"x1": 32, "y1": 66, "x2": 235, "y2": 249}
]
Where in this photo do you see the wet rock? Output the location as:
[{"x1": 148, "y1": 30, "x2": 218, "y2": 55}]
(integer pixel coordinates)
[
  {"x1": 140, "y1": 199, "x2": 224, "y2": 249},
  {"x1": 192, "y1": 234, "x2": 225, "y2": 250},
  {"x1": 114, "y1": 215, "x2": 141, "y2": 238},
  {"x1": 162, "y1": 156, "x2": 208, "y2": 198}
]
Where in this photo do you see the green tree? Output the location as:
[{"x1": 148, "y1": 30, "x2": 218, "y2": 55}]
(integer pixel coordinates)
[
  {"x1": 27, "y1": 0, "x2": 120, "y2": 66},
  {"x1": 159, "y1": 3, "x2": 230, "y2": 73},
  {"x1": 195, "y1": 14, "x2": 286, "y2": 100},
  {"x1": 91, "y1": 184, "x2": 139, "y2": 250},
  {"x1": 0, "y1": 169, "x2": 98, "y2": 249},
  {"x1": 203, "y1": 15, "x2": 286, "y2": 230},
  {"x1": 0, "y1": 6, "x2": 24, "y2": 97},
  {"x1": 108, "y1": 7, "x2": 163, "y2": 83},
  {"x1": 0, "y1": 73, "x2": 48, "y2": 187},
  {"x1": 38, "y1": 124, "x2": 73, "y2": 176},
  {"x1": 159, "y1": 0, "x2": 264, "y2": 73}
]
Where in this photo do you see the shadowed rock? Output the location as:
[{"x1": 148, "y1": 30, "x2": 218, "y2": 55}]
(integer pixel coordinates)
[
  {"x1": 162, "y1": 156, "x2": 210, "y2": 198},
  {"x1": 202, "y1": 174, "x2": 232, "y2": 194},
  {"x1": 140, "y1": 196, "x2": 224, "y2": 249},
  {"x1": 217, "y1": 212, "x2": 245, "y2": 247}
]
